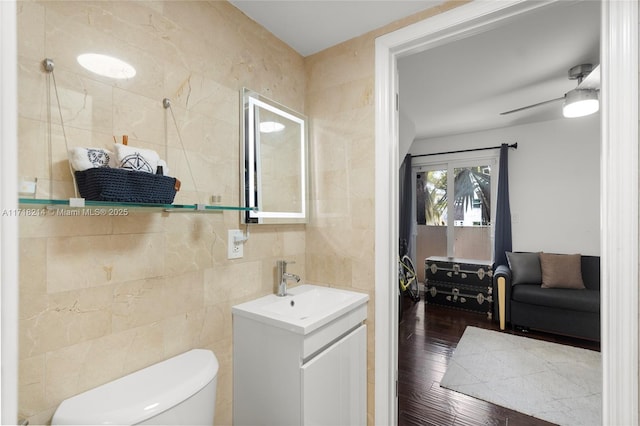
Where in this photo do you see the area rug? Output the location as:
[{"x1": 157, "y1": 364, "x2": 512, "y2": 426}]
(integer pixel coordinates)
[{"x1": 440, "y1": 326, "x2": 601, "y2": 426}]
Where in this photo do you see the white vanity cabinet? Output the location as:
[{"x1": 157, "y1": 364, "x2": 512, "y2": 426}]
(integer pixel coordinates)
[
  {"x1": 232, "y1": 285, "x2": 368, "y2": 426},
  {"x1": 301, "y1": 325, "x2": 366, "y2": 425}
]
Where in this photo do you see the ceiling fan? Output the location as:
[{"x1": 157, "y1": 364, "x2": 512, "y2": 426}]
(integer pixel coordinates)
[{"x1": 500, "y1": 63, "x2": 601, "y2": 118}]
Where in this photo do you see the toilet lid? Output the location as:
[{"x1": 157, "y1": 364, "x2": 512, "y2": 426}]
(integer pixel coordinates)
[{"x1": 51, "y1": 349, "x2": 219, "y2": 425}]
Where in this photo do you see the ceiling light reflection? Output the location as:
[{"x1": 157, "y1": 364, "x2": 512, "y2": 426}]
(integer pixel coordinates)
[
  {"x1": 77, "y1": 53, "x2": 136, "y2": 79},
  {"x1": 260, "y1": 121, "x2": 285, "y2": 133}
]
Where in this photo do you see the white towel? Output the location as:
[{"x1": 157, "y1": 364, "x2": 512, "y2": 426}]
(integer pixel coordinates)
[
  {"x1": 68, "y1": 147, "x2": 117, "y2": 171},
  {"x1": 114, "y1": 143, "x2": 160, "y2": 174}
]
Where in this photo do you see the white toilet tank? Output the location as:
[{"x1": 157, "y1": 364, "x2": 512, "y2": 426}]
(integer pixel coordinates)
[{"x1": 52, "y1": 349, "x2": 219, "y2": 425}]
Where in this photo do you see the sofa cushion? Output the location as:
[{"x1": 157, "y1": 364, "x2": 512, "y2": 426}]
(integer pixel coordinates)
[
  {"x1": 512, "y1": 285, "x2": 599, "y2": 313},
  {"x1": 540, "y1": 253, "x2": 585, "y2": 289},
  {"x1": 506, "y1": 251, "x2": 541, "y2": 285}
]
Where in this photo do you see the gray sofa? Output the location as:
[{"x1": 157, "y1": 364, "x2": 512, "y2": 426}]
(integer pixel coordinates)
[{"x1": 492, "y1": 252, "x2": 600, "y2": 341}]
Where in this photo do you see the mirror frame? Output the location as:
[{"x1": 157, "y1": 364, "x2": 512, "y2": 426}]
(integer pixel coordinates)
[{"x1": 241, "y1": 88, "x2": 308, "y2": 224}]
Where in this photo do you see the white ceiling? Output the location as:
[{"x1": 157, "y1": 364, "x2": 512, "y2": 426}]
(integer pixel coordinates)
[
  {"x1": 229, "y1": 0, "x2": 444, "y2": 56},
  {"x1": 398, "y1": 0, "x2": 601, "y2": 140},
  {"x1": 228, "y1": 0, "x2": 601, "y2": 140}
]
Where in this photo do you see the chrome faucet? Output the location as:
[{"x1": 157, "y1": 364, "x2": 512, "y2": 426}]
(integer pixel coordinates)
[{"x1": 277, "y1": 260, "x2": 300, "y2": 296}]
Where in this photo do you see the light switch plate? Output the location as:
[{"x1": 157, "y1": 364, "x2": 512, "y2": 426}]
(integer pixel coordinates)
[{"x1": 228, "y1": 229, "x2": 244, "y2": 259}]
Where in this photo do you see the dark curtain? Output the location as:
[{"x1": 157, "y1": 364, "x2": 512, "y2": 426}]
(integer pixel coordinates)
[
  {"x1": 493, "y1": 144, "x2": 512, "y2": 267},
  {"x1": 399, "y1": 154, "x2": 412, "y2": 258}
]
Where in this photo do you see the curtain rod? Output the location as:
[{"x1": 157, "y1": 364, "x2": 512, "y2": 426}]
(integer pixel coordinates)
[{"x1": 411, "y1": 142, "x2": 518, "y2": 158}]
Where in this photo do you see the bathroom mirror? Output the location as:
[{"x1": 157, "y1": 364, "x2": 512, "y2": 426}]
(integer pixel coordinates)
[{"x1": 241, "y1": 88, "x2": 308, "y2": 224}]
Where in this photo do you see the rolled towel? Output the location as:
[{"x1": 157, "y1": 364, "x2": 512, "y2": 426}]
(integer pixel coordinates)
[
  {"x1": 68, "y1": 147, "x2": 116, "y2": 171},
  {"x1": 114, "y1": 143, "x2": 160, "y2": 174}
]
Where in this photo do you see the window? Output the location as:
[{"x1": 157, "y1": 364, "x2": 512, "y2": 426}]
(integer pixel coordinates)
[{"x1": 415, "y1": 157, "x2": 495, "y2": 262}]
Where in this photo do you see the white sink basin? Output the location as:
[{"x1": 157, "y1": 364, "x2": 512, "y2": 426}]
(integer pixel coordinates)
[
  {"x1": 261, "y1": 287, "x2": 355, "y2": 319},
  {"x1": 232, "y1": 284, "x2": 368, "y2": 334}
]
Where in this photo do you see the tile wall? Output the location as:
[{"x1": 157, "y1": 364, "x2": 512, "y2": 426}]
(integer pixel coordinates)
[{"x1": 17, "y1": 1, "x2": 306, "y2": 424}]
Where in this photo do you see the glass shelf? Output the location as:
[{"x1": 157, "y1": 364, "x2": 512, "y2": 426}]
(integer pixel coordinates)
[{"x1": 18, "y1": 198, "x2": 257, "y2": 213}]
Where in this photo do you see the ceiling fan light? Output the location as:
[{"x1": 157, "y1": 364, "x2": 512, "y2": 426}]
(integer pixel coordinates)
[{"x1": 563, "y1": 89, "x2": 599, "y2": 118}]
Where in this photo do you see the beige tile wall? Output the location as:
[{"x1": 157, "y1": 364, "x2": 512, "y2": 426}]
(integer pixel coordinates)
[{"x1": 17, "y1": 1, "x2": 306, "y2": 424}]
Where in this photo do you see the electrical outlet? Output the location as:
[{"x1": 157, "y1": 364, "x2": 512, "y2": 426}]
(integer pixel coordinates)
[{"x1": 228, "y1": 229, "x2": 244, "y2": 259}]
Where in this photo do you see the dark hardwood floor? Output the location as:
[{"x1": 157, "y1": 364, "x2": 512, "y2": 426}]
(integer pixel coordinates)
[{"x1": 397, "y1": 294, "x2": 600, "y2": 426}]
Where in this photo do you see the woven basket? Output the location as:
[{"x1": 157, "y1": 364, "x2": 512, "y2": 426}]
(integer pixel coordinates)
[{"x1": 74, "y1": 168, "x2": 178, "y2": 204}]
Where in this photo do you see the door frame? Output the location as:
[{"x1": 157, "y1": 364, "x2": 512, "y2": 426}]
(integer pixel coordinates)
[
  {"x1": 374, "y1": 0, "x2": 639, "y2": 424},
  {"x1": 0, "y1": 0, "x2": 19, "y2": 423}
]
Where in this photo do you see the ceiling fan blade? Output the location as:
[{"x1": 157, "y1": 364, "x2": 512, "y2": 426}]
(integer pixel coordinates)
[
  {"x1": 577, "y1": 64, "x2": 600, "y2": 90},
  {"x1": 500, "y1": 96, "x2": 564, "y2": 115}
]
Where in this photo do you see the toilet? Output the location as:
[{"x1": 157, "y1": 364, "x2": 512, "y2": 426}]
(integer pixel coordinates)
[{"x1": 52, "y1": 349, "x2": 219, "y2": 425}]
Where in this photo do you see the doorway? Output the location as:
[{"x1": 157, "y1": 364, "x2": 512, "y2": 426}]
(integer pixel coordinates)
[{"x1": 374, "y1": 1, "x2": 639, "y2": 425}]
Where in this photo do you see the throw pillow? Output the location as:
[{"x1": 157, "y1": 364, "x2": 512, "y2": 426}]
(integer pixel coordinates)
[
  {"x1": 540, "y1": 252, "x2": 585, "y2": 289},
  {"x1": 506, "y1": 252, "x2": 542, "y2": 285}
]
